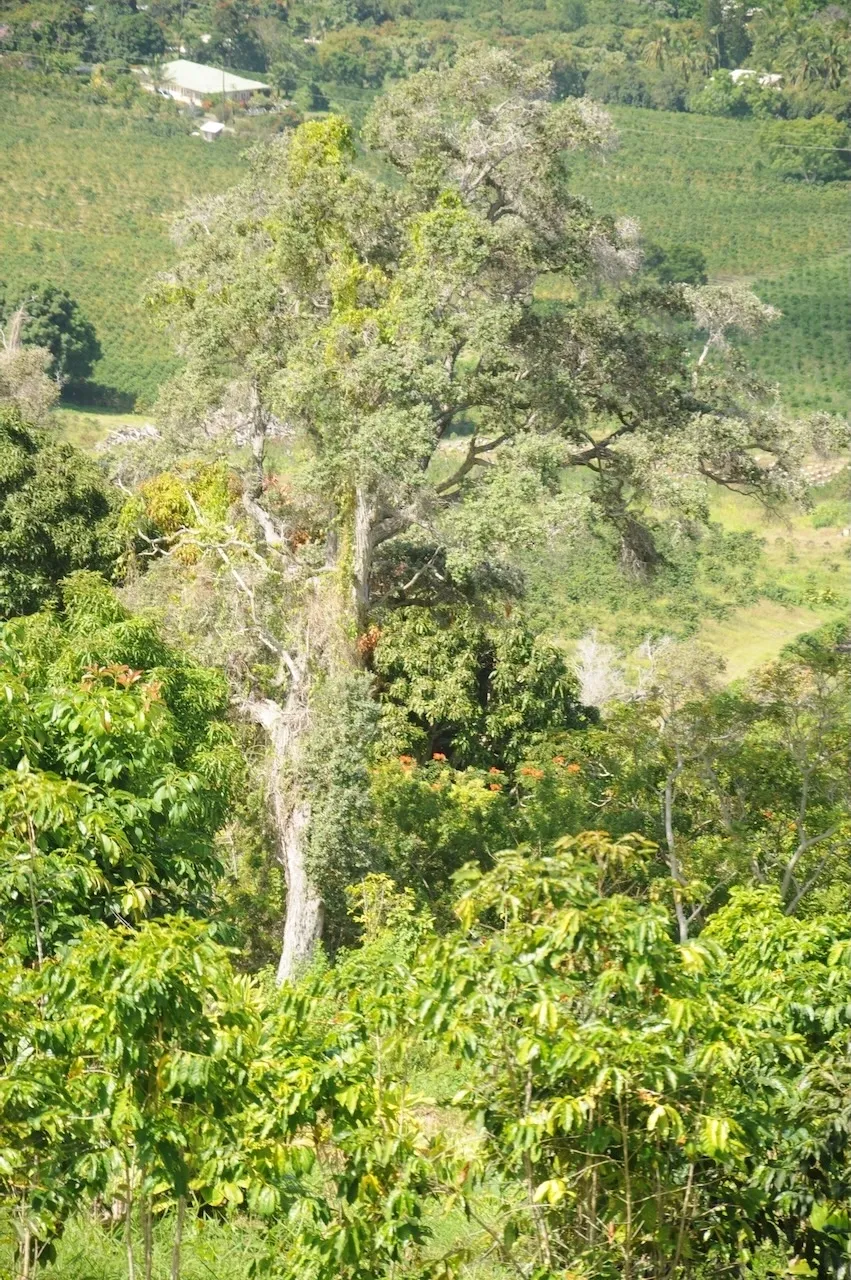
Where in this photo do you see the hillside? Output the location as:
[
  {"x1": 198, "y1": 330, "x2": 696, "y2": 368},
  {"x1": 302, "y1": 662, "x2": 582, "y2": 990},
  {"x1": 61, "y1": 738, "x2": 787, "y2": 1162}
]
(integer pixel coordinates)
[
  {"x1": 568, "y1": 106, "x2": 851, "y2": 415},
  {"x1": 1, "y1": 48, "x2": 851, "y2": 1280},
  {"x1": 3, "y1": 81, "x2": 847, "y2": 417},
  {"x1": 4, "y1": 74, "x2": 845, "y2": 683},
  {"x1": 0, "y1": 86, "x2": 245, "y2": 408}
]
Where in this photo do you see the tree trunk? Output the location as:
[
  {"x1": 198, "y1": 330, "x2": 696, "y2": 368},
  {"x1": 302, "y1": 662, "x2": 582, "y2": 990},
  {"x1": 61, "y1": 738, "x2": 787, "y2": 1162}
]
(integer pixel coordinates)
[
  {"x1": 142, "y1": 1196, "x2": 153, "y2": 1280},
  {"x1": 663, "y1": 765, "x2": 689, "y2": 944},
  {"x1": 125, "y1": 1179, "x2": 136, "y2": 1280},
  {"x1": 246, "y1": 687, "x2": 324, "y2": 985},
  {"x1": 352, "y1": 486, "x2": 376, "y2": 636},
  {"x1": 170, "y1": 1196, "x2": 185, "y2": 1280},
  {"x1": 275, "y1": 794, "x2": 323, "y2": 984},
  {"x1": 243, "y1": 485, "x2": 379, "y2": 982}
]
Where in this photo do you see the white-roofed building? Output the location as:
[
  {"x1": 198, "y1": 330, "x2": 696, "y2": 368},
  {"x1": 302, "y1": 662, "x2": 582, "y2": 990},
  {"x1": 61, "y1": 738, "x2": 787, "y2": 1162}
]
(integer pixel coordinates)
[
  {"x1": 730, "y1": 68, "x2": 783, "y2": 87},
  {"x1": 144, "y1": 58, "x2": 270, "y2": 105},
  {"x1": 200, "y1": 119, "x2": 225, "y2": 141}
]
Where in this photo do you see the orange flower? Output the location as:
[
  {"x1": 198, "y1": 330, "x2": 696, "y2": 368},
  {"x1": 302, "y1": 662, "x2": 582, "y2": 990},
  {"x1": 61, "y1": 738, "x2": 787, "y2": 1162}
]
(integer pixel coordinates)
[
  {"x1": 432, "y1": 752, "x2": 447, "y2": 762},
  {"x1": 566, "y1": 763, "x2": 581, "y2": 775},
  {"x1": 399, "y1": 755, "x2": 414, "y2": 766},
  {"x1": 552, "y1": 755, "x2": 566, "y2": 766},
  {"x1": 489, "y1": 783, "x2": 502, "y2": 792},
  {"x1": 489, "y1": 767, "x2": 502, "y2": 775},
  {"x1": 356, "y1": 624, "x2": 381, "y2": 659},
  {"x1": 520, "y1": 766, "x2": 544, "y2": 780}
]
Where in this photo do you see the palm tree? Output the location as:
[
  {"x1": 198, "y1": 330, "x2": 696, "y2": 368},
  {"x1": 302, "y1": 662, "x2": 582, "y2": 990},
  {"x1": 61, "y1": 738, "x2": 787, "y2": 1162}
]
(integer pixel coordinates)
[
  {"x1": 815, "y1": 29, "x2": 848, "y2": 89},
  {"x1": 642, "y1": 23, "x2": 673, "y2": 71},
  {"x1": 777, "y1": 27, "x2": 815, "y2": 87}
]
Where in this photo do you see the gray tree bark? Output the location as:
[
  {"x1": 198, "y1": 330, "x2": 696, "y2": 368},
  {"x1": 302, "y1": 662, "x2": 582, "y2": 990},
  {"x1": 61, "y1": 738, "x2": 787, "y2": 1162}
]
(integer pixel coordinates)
[
  {"x1": 352, "y1": 486, "x2": 376, "y2": 636},
  {"x1": 245, "y1": 686, "x2": 323, "y2": 985}
]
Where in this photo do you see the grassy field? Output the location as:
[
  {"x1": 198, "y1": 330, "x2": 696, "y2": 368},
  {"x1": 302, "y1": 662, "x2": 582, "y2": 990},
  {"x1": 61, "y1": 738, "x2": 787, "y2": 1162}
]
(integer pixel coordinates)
[
  {"x1": 527, "y1": 469, "x2": 850, "y2": 681},
  {"x1": 0, "y1": 86, "x2": 245, "y2": 409},
  {"x1": 570, "y1": 107, "x2": 850, "y2": 415},
  {"x1": 53, "y1": 404, "x2": 154, "y2": 449}
]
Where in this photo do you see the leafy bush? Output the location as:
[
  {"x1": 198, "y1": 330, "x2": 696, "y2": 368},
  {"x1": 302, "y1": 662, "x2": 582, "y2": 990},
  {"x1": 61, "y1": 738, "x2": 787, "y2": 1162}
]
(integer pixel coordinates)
[
  {"x1": 761, "y1": 113, "x2": 851, "y2": 183},
  {"x1": 373, "y1": 606, "x2": 589, "y2": 767},
  {"x1": 0, "y1": 406, "x2": 121, "y2": 617},
  {"x1": 811, "y1": 498, "x2": 849, "y2": 528},
  {"x1": 0, "y1": 572, "x2": 240, "y2": 960}
]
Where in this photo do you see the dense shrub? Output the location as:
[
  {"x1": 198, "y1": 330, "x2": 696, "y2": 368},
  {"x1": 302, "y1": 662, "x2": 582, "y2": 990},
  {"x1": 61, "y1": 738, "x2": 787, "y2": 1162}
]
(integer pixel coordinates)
[{"x1": 0, "y1": 406, "x2": 122, "y2": 617}]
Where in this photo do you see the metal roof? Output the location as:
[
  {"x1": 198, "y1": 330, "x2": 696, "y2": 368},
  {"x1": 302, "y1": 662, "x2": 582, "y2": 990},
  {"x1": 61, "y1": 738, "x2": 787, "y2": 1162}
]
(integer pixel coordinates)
[
  {"x1": 158, "y1": 58, "x2": 269, "y2": 95},
  {"x1": 200, "y1": 120, "x2": 225, "y2": 134}
]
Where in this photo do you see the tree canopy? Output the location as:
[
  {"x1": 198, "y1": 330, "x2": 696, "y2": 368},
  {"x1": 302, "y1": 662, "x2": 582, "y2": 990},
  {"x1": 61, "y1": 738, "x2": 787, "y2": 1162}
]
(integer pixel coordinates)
[
  {"x1": 0, "y1": 407, "x2": 121, "y2": 618},
  {"x1": 138, "y1": 49, "x2": 843, "y2": 979},
  {"x1": 1, "y1": 284, "x2": 101, "y2": 387}
]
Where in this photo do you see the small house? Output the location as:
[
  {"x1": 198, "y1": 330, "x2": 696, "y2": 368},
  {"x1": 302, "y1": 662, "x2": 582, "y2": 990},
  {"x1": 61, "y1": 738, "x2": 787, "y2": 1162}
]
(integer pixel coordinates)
[
  {"x1": 730, "y1": 68, "x2": 783, "y2": 87},
  {"x1": 200, "y1": 120, "x2": 225, "y2": 142},
  {"x1": 143, "y1": 58, "x2": 270, "y2": 106}
]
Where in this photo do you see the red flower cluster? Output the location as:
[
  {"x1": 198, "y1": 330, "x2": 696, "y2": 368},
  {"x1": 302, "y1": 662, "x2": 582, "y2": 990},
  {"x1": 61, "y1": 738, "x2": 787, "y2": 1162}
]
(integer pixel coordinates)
[{"x1": 81, "y1": 663, "x2": 144, "y2": 691}]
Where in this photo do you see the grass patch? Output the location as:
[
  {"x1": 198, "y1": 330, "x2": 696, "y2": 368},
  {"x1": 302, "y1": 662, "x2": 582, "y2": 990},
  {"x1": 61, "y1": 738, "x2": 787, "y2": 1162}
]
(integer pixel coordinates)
[
  {"x1": 527, "y1": 474, "x2": 851, "y2": 678},
  {"x1": 696, "y1": 599, "x2": 838, "y2": 683},
  {"x1": 53, "y1": 405, "x2": 154, "y2": 450}
]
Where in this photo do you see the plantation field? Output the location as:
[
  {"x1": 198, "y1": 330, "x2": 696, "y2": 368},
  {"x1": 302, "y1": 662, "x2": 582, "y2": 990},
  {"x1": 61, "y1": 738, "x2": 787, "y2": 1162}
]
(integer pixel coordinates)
[
  {"x1": 3, "y1": 86, "x2": 846, "y2": 415},
  {"x1": 745, "y1": 252, "x2": 851, "y2": 415},
  {"x1": 0, "y1": 86, "x2": 245, "y2": 408},
  {"x1": 570, "y1": 107, "x2": 850, "y2": 415}
]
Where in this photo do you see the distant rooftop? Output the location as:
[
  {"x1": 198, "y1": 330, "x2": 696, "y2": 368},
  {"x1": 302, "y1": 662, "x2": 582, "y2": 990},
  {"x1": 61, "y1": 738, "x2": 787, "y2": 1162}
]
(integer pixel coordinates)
[{"x1": 156, "y1": 58, "x2": 269, "y2": 95}]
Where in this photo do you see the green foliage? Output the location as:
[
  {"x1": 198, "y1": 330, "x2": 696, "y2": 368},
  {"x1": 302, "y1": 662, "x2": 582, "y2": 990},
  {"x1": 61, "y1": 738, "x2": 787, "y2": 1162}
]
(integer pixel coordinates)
[
  {"x1": 1, "y1": 283, "x2": 101, "y2": 386},
  {"x1": 7, "y1": 820, "x2": 851, "y2": 1276},
  {"x1": 567, "y1": 104, "x2": 850, "y2": 413},
  {"x1": 374, "y1": 607, "x2": 589, "y2": 768},
  {"x1": 0, "y1": 406, "x2": 121, "y2": 618},
  {"x1": 300, "y1": 671, "x2": 381, "y2": 942},
  {"x1": 93, "y1": 7, "x2": 166, "y2": 60},
  {"x1": 644, "y1": 240, "x2": 708, "y2": 284},
  {"x1": 526, "y1": 514, "x2": 768, "y2": 647},
  {"x1": 420, "y1": 833, "x2": 851, "y2": 1278},
  {"x1": 292, "y1": 80, "x2": 330, "y2": 112},
  {"x1": 0, "y1": 571, "x2": 239, "y2": 961},
  {"x1": 811, "y1": 498, "x2": 848, "y2": 529},
  {"x1": 689, "y1": 69, "x2": 783, "y2": 118},
  {"x1": 761, "y1": 113, "x2": 851, "y2": 184}
]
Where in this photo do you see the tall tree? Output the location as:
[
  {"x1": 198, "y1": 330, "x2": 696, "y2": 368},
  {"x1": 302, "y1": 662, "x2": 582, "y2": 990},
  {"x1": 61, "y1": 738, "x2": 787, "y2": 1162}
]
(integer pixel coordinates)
[
  {"x1": 2, "y1": 285, "x2": 101, "y2": 388},
  {"x1": 141, "y1": 50, "x2": 841, "y2": 980}
]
